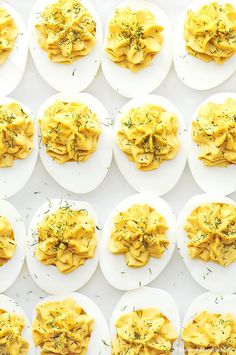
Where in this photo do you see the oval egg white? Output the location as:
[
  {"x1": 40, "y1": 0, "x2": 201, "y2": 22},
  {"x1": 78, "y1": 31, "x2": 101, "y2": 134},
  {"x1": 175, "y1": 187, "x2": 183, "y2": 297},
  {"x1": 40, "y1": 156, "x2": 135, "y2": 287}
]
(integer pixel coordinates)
[
  {"x1": 37, "y1": 92, "x2": 113, "y2": 194},
  {"x1": 100, "y1": 193, "x2": 176, "y2": 290},
  {"x1": 188, "y1": 92, "x2": 236, "y2": 195},
  {"x1": 113, "y1": 95, "x2": 188, "y2": 195},
  {"x1": 0, "y1": 97, "x2": 38, "y2": 199},
  {"x1": 173, "y1": 0, "x2": 236, "y2": 90},
  {"x1": 28, "y1": 0, "x2": 102, "y2": 92},
  {"x1": 101, "y1": 0, "x2": 173, "y2": 98},
  {"x1": 26, "y1": 198, "x2": 100, "y2": 294},
  {"x1": 0, "y1": 294, "x2": 34, "y2": 354},
  {"x1": 32, "y1": 292, "x2": 110, "y2": 355},
  {"x1": 0, "y1": 2, "x2": 28, "y2": 96},
  {"x1": 179, "y1": 292, "x2": 236, "y2": 354},
  {"x1": 177, "y1": 193, "x2": 236, "y2": 294},
  {"x1": 110, "y1": 287, "x2": 181, "y2": 355},
  {"x1": 0, "y1": 200, "x2": 26, "y2": 293}
]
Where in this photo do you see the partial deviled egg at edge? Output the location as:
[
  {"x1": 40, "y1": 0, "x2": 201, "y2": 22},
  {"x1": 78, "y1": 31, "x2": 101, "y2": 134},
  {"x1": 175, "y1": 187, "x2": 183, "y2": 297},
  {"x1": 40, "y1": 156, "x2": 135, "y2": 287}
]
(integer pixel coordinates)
[
  {"x1": 0, "y1": 2, "x2": 28, "y2": 96},
  {"x1": 177, "y1": 193, "x2": 236, "y2": 294},
  {"x1": 0, "y1": 97, "x2": 38, "y2": 199},
  {"x1": 26, "y1": 198, "x2": 100, "y2": 294},
  {"x1": 100, "y1": 193, "x2": 176, "y2": 290},
  {"x1": 0, "y1": 200, "x2": 26, "y2": 293},
  {"x1": 188, "y1": 92, "x2": 236, "y2": 195},
  {"x1": 32, "y1": 292, "x2": 110, "y2": 355},
  {"x1": 28, "y1": 0, "x2": 103, "y2": 92},
  {"x1": 180, "y1": 292, "x2": 236, "y2": 355},
  {"x1": 113, "y1": 95, "x2": 188, "y2": 195},
  {"x1": 174, "y1": 0, "x2": 236, "y2": 90},
  {"x1": 110, "y1": 287, "x2": 181, "y2": 355},
  {"x1": 102, "y1": 0, "x2": 173, "y2": 98},
  {"x1": 0, "y1": 294, "x2": 34, "y2": 354},
  {"x1": 37, "y1": 92, "x2": 113, "y2": 194}
]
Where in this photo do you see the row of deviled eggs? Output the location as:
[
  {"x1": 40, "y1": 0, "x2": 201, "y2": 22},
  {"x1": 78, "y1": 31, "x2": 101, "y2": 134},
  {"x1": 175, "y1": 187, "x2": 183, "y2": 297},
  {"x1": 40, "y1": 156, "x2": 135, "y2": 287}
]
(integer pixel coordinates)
[
  {"x1": 0, "y1": 287, "x2": 236, "y2": 354},
  {"x1": 1, "y1": 193, "x2": 236, "y2": 295},
  {"x1": 1, "y1": 0, "x2": 236, "y2": 98},
  {"x1": 1, "y1": 92, "x2": 236, "y2": 199}
]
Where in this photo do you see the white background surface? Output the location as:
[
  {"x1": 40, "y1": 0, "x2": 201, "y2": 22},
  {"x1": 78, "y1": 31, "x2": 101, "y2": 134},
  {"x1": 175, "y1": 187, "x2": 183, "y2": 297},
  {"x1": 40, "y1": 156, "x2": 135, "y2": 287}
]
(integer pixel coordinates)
[{"x1": 4, "y1": 0, "x2": 236, "y2": 324}]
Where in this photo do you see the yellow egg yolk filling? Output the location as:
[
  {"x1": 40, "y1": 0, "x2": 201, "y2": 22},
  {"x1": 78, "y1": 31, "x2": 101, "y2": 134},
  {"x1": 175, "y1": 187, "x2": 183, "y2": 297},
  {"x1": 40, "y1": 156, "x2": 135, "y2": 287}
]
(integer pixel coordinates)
[
  {"x1": 184, "y1": 2, "x2": 236, "y2": 64},
  {"x1": 39, "y1": 100, "x2": 101, "y2": 164},
  {"x1": 108, "y1": 204, "x2": 169, "y2": 268},
  {"x1": 112, "y1": 308, "x2": 178, "y2": 355},
  {"x1": 184, "y1": 202, "x2": 236, "y2": 266},
  {"x1": 36, "y1": 0, "x2": 96, "y2": 64},
  {"x1": 106, "y1": 7, "x2": 163, "y2": 72},
  {"x1": 0, "y1": 7, "x2": 18, "y2": 65},
  {"x1": 117, "y1": 104, "x2": 180, "y2": 171},
  {"x1": 192, "y1": 98, "x2": 236, "y2": 167},
  {"x1": 32, "y1": 298, "x2": 94, "y2": 355},
  {"x1": 0, "y1": 216, "x2": 16, "y2": 266},
  {"x1": 182, "y1": 310, "x2": 236, "y2": 354},
  {"x1": 36, "y1": 206, "x2": 97, "y2": 274}
]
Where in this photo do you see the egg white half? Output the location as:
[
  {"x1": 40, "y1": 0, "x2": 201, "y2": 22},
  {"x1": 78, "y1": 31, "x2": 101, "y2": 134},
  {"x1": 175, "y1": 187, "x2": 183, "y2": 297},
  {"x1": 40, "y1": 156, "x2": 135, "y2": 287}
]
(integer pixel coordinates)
[
  {"x1": 101, "y1": 0, "x2": 173, "y2": 98},
  {"x1": 173, "y1": 0, "x2": 236, "y2": 90},
  {"x1": 0, "y1": 294, "x2": 34, "y2": 354},
  {"x1": 177, "y1": 193, "x2": 236, "y2": 294},
  {"x1": 0, "y1": 200, "x2": 26, "y2": 293},
  {"x1": 26, "y1": 198, "x2": 100, "y2": 295},
  {"x1": 37, "y1": 92, "x2": 113, "y2": 194},
  {"x1": 179, "y1": 291, "x2": 236, "y2": 354},
  {"x1": 32, "y1": 292, "x2": 110, "y2": 355},
  {"x1": 100, "y1": 193, "x2": 176, "y2": 290},
  {"x1": 28, "y1": 0, "x2": 103, "y2": 92},
  {"x1": 0, "y1": 97, "x2": 38, "y2": 199},
  {"x1": 110, "y1": 287, "x2": 181, "y2": 355},
  {"x1": 0, "y1": 2, "x2": 28, "y2": 96},
  {"x1": 188, "y1": 92, "x2": 236, "y2": 195},
  {"x1": 113, "y1": 95, "x2": 188, "y2": 195}
]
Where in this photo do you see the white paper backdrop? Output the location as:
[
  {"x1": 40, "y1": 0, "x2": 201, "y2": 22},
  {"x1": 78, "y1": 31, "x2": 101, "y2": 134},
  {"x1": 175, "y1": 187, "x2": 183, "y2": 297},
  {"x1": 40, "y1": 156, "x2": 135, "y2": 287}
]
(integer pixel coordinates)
[{"x1": 4, "y1": 0, "x2": 236, "y2": 323}]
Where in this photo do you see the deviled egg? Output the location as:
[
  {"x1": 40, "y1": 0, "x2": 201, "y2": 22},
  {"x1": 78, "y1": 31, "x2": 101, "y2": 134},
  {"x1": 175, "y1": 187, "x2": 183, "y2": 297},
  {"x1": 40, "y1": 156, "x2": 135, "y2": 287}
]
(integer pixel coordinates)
[
  {"x1": 32, "y1": 292, "x2": 110, "y2": 354},
  {"x1": 0, "y1": 199, "x2": 26, "y2": 293},
  {"x1": 113, "y1": 95, "x2": 188, "y2": 195},
  {"x1": 102, "y1": 0, "x2": 173, "y2": 98},
  {"x1": 0, "y1": 97, "x2": 38, "y2": 199},
  {"x1": 26, "y1": 198, "x2": 100, "y2": 294},
  {"x1": 188, "y1": 92, "x2": 236, "y2": 195},
  {"x1": 0, "y1": 294, "x2": 34, "y2": 354},
  {"x1": 110, "y1": 287, "x2": 181, "y2": 354},
  {"x1": 100, "y1": 193, "x2": 176, "y2": 290},
  {"x1": 174, "y1": 0, "x2": 236, "y2": 90},
  {"x1": 177, "y1": 193, "x2": 236, "y2": 294},
  {"x1": 180, "y1": 292, "x2": 236, "y2": 354},
  {"x1": 0, "y1": 2, "x2": 28, "y2": 96},
  {"x1": 28, "y1": 0, "x2": 102, "y2": 92},
  {"x1": 37, "y1": 92, "x2": 113, "y2": 194}
]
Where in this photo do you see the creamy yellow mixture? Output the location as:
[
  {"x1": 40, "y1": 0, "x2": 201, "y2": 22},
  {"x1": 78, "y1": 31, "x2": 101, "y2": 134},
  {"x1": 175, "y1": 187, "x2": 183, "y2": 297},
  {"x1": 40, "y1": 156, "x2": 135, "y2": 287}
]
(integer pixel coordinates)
[
  {"x1": 182, "y1": 311, "x2": 236, "y2": 354},
  {"x1": 32, "y1": 298, "x2": 94, "y2": 355},
  {"x1": 36, "y1": 0, "x2": 96, "y2": 63},
  {"x1": 0, "y1": 308, "x2": 29, "y2": 354},
  {"x1": 184, "y1": 2, "x2": 236, "y2": 64},
  {"x1": 184, "y1": 203, "x2": 236, "y2": 266},
  {"x1": 0, "y1": 102, "x2": 34, "y2": 167},
  {"x1": 106, "y1": 7, "x2": 163, "y2": 72},
  {"x1": 192, "y1": 98, "x2": 236, "y2": 167},
  {"x1": 36, "y1": 206, "x2": 97, "y2": 273},
  {"x1": 108, "y1": 204, "x2": 169, "y2": 267},
  {"x1": 39, "y1": 100, "x2": 101, "y2": 164},
  {"x1": 112, "y1": 308, "x2": 178, "y2": 354},
  {"x1": 0, "y1": 7, "x2": 18, "y2": 64},
  {"x1": 0, "y1": 216, "x2": 16, "y2": 266},
  {"x1": 117, "y1": 104, "x2": 180, "y2": 171}
]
